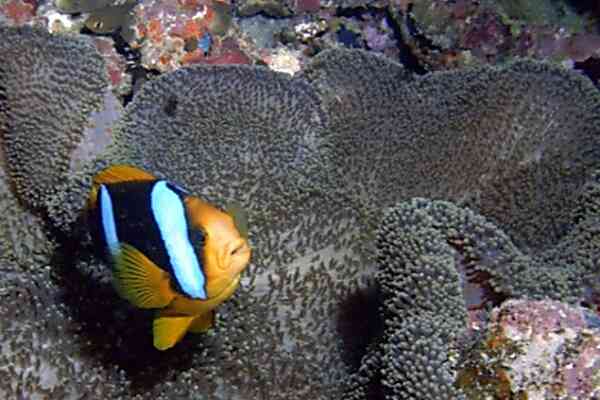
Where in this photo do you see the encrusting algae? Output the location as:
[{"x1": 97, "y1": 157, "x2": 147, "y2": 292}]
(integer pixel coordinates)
[{"x1": 1, "y1": 24, "x2": 600, "y2": 399}]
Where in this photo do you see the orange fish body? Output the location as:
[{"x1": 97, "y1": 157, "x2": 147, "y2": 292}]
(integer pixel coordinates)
[{"x1": 88, "y1": 165, "x2": 251, "y2": 350}]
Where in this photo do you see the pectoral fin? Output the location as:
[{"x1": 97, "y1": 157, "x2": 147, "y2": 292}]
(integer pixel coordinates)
[
  {"x1": 153, "y1": 311, "x2": 195, "y2": 350},
  {"x1": 113, "y1": 243, "x2": 175, "y2": 309},
  {"x1": 188, "y1": 311, "x2": 215, "y2": 333}
]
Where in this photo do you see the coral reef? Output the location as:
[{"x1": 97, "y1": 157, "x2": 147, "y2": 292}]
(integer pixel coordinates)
[
  {"x1": 459, "y1": 299, "x2": 600, "y2": 399},
  {"x1": 0, "y1": 0, "x2": 37, "y2": 26},
  {"x1": 128, "y1": 0, "x2": 238, "y2": 72},
  {"x1": 54, "y1": 0, "x2": 127, "y2": 14},
  {"x1": 392, "y1": 0, "x2": 600, "y2": 71},
  {"x1": 236, "y1": 0, "x2": 294, "y2": 17},
  {"x1": 1, "y1": 22, "x2": 600, "y2": 398}
]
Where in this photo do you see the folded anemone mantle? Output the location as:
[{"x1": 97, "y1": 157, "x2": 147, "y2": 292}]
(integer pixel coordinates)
[{"x1": 1, "y1": 26, "x2": 600, "y2": 399}]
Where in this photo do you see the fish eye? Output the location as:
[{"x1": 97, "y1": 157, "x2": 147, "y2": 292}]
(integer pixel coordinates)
[
  {"x1": 230, "y1": 245, "x2": 242, "y2": 256},
  {"x1": 94, "y1": 21, "x2": 103, "y2": 29}
]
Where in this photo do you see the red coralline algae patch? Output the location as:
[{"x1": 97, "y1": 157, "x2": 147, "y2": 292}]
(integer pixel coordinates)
[
  {"x1": 562, "y1": 335, "x2": 600, "y2": 398},
  {"x1": 181, "y1": 37, "x2": 251, "y2": 65},
  {"x1": 459, "y1": 299, "x2": 600, "y2": 399},
  {"x1": 0, "y1": 0, "x2": 36, "y2": 26},
  {"x1": 178, "y1": 0, "x2": 206, "y2": 10},
  {"x1": 296, "y1": 0, "x2": 320, "y2": 14},
  {"x1": 147, "y1": 18, "x2": 164, "y2": 44},
  {"x1": 497, "y1": 300, "x2": 585, "y2": 338},
  {"x1": 177, "y1": 18, "x2": 204, "y2": 40},
  {"x1": 129, "y1": 0, "x2": 239, "y2": 72},
  {"x1": 92, "y1": 37, "x2": 131, "y2": 98}
]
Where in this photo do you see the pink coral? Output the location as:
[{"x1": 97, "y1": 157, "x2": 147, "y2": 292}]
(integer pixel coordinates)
[{"x1": 0, "y1": 0, "x2": 36, "y2": 26}]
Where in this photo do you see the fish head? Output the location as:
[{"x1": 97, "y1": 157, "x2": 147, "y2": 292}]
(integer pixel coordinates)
[
  {"x1": 205, "y1": 212, "x2": 251, "y2": 277},
  {"x1": 185, "y1": 196, "x2": 252, "y2": 295}
]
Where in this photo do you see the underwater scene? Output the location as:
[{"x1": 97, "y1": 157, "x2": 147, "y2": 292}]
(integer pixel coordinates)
[{"x1": 1, "y1": 0, "x2": 600, "y2": 399}]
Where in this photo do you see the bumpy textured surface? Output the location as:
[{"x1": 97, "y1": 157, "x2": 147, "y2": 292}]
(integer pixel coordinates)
[
  {"x1": 38, "y1": 63, "x2": 374, "y2": 398},
  {"x1": 302, "y1": 53, "x2": 600, "y2": 250},
  {"x1": 0, "y1": 26, "x2": 108, "y2": 217},
  {"x1": 2, "y1": 37, "x2": 600, "y2": 399},
  {"x1": 345, "y1": 199, "x2": 470, "y2": 399},
  {"x1": 345, "y1": 192, "x2": 600, "y2": 399},
  {"x1": 0, "y1": 163, "x2": 52, "y2": 270},
  {"x1": 377, "y1": 201, "x2": 469, "y2": 399}
]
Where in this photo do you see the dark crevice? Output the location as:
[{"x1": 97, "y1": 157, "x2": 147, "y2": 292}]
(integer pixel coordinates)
[
  {"x1": 575, "y1": 58, "x2": 600, "y2": 88},
  {"x1": 333, "y1": 4, "x2": 429, "y2": 74},
  {"x1": 47, "y1": 216, "x2": 202, "y2": 395},
  {"x1": 336, "y1": 283, "x2": 384, "y2": 370},
  {"x1": 385, "y1": 6, "x2": 428, "y2": 75},
  {"x1": 565, "y1": 0, "x2": 600, "y2": 19}
]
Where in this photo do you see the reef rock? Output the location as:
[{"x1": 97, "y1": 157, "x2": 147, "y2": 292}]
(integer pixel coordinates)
[{"x1": 459, "y1": 299, "x2": 600, "y2": 399}]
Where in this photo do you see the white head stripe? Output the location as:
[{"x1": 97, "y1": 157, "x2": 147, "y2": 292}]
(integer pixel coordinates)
[
  {"x1": 151, "y1": 181, "x2": 207, "y2": 299},
  {"x1": 99, "y1": 185, "x2": 120, "y2": 257}
]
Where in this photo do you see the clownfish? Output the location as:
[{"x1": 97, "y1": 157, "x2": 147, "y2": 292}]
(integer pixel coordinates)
[{"x1": 87, "y1": 165, "x2": 251, "y2": 350}]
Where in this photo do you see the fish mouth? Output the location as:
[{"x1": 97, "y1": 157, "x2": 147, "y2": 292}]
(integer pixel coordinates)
[{"x1": 224, "y1": 239, "x2": 251, "y2": 274}]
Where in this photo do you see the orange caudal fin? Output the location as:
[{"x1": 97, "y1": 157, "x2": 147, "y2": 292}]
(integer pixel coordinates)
[{"x1": 88, "y1": 165, "x2": 156, "y2": 210}]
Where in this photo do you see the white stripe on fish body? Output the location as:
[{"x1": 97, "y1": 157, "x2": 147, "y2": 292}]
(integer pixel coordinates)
[
  {"x1": 151, "y1": 181, "x2": 207, "y2": 299},
  {"x1": 100, "y1": 184, "x2": 120, "y2": 257}
]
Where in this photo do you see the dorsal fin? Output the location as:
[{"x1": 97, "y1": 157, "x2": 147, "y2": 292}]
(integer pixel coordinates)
[
  {"x1": 93, "y1": 165, "x2": 156, "y2": 185},
  {"x1": 88, "y1": 165, "x2": 156, "y2": 210}
]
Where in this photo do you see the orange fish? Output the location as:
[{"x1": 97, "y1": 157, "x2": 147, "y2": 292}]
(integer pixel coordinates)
[{"x1": 87, "y1": 165, "x2": 251, "y2": 350}]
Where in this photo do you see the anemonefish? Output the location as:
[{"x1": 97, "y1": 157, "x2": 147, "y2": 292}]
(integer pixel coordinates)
[{"x1": 87, "y1": 165, "x2": 251, "y2": 350}]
